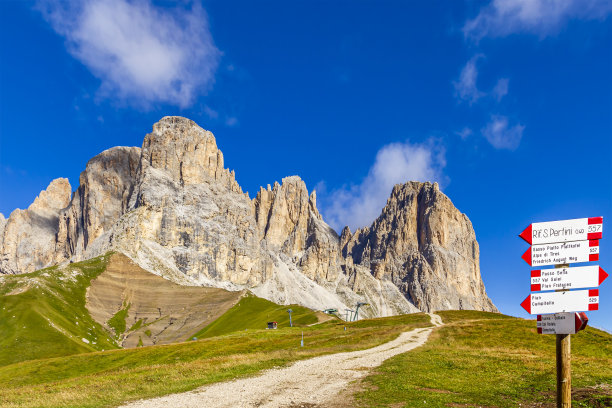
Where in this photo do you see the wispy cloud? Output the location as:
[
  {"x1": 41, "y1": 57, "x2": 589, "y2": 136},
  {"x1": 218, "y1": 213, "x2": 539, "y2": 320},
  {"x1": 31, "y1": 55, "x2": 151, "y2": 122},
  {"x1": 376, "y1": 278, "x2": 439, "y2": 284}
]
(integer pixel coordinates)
[
  {"x1": 455, "y1": 127, "x2": 473, "y2": 140},
  {"x1": 481, "y1": 115, "x2": 524, "y2": 150},
  {"x1": 464, "y1": 0, "x2": 612, "y2": 40},
  {"x1": 453, "y1": 55, "x2": 484, "y2": 104},
  {"x1": 492, "y1": 78, "x2": 509, "y2": 101},
  {"x1": 320, "y1": 140, "x2": 446, "y2": 232},
  {"x1": 225, "y1": 117, "x2": 238, "y2": 127},
  {"x1": 37, "y1": 0, "x2": 220, "y2": 108},
  {"x1": 203, "y1": 105, "x2": 219, "y2": 119}
]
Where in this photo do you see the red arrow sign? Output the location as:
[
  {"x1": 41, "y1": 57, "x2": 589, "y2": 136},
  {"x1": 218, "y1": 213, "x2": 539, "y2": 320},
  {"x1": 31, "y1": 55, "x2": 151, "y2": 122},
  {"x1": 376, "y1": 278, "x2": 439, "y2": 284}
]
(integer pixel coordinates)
[
  {"x1": 536, "y1": 312, "x2": 589, "y2": 334},
  {"x1": 530, "y1": 265, "x2": 609, "y2": 291},
  {"x1": 521, "y1": 240, "x2": 599, "y2": 267},
  {"x1": 521, "y1": 289, "x2": 599, "y2": 314},
  {"x1": 519, "y1": 217, "x2": 603, "y2": 245}
]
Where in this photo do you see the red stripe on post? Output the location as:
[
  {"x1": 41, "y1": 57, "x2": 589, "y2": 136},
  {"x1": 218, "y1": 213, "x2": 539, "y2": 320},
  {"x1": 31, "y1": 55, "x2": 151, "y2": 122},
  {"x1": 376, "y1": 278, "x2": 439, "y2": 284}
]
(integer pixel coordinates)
[
  {"x1": 589, "y1": 240, "x2": 599, "y2": 247},
  {"x1": 537, "y1": 327, "x2": 543, "y2": 334},
  {"x1": 590, "y1": 254, "x2": 599, "y2": 262},
  {"x1": 537, "y1": 315, "x2": 542, "y2": 321},
  {"x1": 589, "y1": 289, "x2": 599, "y2": 297},
  {"x1": 588, "y1": 217, "x2": 603, "y2": 224},
  {"x1": 531, "y1": 284, "x2": 541, "y2": 291},
  {"x1": 589, "y1": 304, "x2": 599, "y2": 311},
  {"x1": 588, "y1": 232, "x2": 602, "y2": 240},
  {"x1": 531, "y1": 270, "x2": 541, "y2": 277}
]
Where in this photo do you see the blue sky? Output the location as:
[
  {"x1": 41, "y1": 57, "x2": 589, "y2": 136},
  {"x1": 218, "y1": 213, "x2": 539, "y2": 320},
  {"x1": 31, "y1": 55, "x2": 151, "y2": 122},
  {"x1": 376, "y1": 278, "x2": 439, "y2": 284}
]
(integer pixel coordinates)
[{"x1": 1, "y1": 1, "x2": 611, "y2": 330}]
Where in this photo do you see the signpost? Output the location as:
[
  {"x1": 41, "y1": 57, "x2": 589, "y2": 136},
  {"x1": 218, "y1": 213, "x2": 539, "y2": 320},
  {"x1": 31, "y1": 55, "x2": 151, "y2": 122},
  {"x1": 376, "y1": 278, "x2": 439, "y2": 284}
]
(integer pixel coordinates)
[
  {"x1": 522, "y1": 240, "x2": 599, "y2": 266},
  {"x1": 519, "y1": 217, "x2": 603, "y2": 245},
  {"x1": 520, "y1": 289, "x2": 599, "y2": 314},
  {"x1": 519, "y1": 216, "x2": 606, "y2": 408},
  {"x1": 530, "y1": 266, "x2": 608, "y2": 291},
  {"x1": 536, "y1": 313, "x2": 589, "y2": 335}
]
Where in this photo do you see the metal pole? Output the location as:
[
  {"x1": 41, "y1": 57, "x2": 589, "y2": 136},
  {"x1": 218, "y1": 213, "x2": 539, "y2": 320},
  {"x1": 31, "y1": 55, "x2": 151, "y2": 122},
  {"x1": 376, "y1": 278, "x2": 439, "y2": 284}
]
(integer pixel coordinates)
[{"x1": 556, "y1": 333, "x2": 571, "y2": 407}]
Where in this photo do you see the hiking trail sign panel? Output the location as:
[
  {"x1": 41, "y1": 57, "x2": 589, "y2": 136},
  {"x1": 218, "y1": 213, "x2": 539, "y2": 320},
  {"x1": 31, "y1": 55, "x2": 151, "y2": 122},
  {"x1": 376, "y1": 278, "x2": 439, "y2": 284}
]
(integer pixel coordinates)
[
  {"x1": 530, "y1": 265, "x2": 608, "y2": 291},
  {"x1": 519, "y1": 217, "x2": 603, "y2": 245},
  {"x1": 522, "y1": 240, "x2": 599, "y2": 267},
  {"x1": 520, "y1": 289, "x2": 599, "y2": 314},
  {"x1": 536, "y1": 312, "x2": 588, "y2": 334}
]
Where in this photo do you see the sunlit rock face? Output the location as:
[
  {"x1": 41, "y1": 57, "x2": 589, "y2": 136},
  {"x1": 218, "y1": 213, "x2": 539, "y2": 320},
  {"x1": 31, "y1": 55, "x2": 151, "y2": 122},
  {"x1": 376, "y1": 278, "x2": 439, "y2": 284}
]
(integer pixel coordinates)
[
  {"x1": 341, "y1": 182, "x2": 497, "y2": 312},
  {"x1": 0, "y1": 116, "x2": 496, "y2": 317}
]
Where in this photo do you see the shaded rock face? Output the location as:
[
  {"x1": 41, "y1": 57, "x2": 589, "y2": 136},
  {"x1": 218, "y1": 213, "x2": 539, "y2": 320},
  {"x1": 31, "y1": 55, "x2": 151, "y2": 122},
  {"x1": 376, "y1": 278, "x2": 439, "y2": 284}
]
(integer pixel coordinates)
[
  {"x1": 0, "y1": 116, "x2": 496, "y2": 316},
  {"x1": 1, "y1": 178, "x2": 71, "y2": 274},
  {"x1": 56, "y1": 146, "x2": 141, "y2": 262}
]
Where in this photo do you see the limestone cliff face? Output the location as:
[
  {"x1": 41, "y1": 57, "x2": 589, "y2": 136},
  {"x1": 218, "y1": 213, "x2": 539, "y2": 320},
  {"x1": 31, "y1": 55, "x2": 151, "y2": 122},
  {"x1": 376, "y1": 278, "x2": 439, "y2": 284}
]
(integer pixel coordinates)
[
  {"x1": 342, "y1": 182, "x2": 497, "y2": 312},
  {"x1": 1, "y1": 178, "x2": 71, "y2": 274},
  {"x1": 55, "y1": 146, "x2": 141, "y2": 262},
  {"x1": 0, "y1": 116, "x2": 496, "y2": 317}
]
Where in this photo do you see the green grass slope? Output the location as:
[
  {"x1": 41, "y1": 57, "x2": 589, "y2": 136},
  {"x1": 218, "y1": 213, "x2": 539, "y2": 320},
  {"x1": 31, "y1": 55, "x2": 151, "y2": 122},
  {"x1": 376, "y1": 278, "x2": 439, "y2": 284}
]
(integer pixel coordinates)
[
  {"x1": 355, "y1": 310, "x2": 612, "y2": 407},
  {"x1": 0, "y1": 255, "x2": 119, "y2": 366},
  {"x1": 191, "y1": 292, "x2": 320, "y2": 338},
  {"x1": 0, "y1": 313, "x2": 432, "y2": 408}
]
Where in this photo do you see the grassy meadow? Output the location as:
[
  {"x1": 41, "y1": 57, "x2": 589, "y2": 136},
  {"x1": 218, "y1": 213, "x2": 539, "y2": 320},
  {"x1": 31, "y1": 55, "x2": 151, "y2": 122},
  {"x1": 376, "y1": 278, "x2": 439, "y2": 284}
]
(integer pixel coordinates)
[
  {"x1": 0, "y1": 255, "x2": 119, "y2": 366},
  {"x1": 354, "y1": 310, "x2": 612, "y2": 407},
  {"x1": 0, "y1": 313, "x2": 432, "y2": 408}
]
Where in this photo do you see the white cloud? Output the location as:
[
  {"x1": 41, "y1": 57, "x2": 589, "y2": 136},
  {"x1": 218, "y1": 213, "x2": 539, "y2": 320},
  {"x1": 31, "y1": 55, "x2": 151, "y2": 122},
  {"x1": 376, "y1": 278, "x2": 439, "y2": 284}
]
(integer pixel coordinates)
[
  {"x1": 481, "y1": 115, "x2": 524, "y2": 150},
  {"x1": 464, "y1": 0, "x2": 612, "y2": 40},
  {"x1": 37, "y1": 0, "x2": 220, "y2": 108},
  {"x1": 492, "y1": 78, "x2": 509, "y2": 101},
  {"x1": 453, "y1": 55, "x2": 484, "y2": 104},
  {"x1": 320, "y1": 140, "x2": 446, "y2": 232}
]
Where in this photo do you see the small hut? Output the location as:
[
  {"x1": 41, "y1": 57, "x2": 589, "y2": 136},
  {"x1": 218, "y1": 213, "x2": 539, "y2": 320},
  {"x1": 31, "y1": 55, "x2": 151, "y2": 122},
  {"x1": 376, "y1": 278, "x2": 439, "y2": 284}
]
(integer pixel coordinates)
[{"x1": 267, "y1": 321, "x2": 278, "y2": 329}]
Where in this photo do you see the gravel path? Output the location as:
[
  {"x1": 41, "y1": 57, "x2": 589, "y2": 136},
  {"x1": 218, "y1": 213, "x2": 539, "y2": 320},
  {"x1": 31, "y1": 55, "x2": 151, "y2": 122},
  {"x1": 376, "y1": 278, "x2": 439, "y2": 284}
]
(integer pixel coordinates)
[{"x1": 121, "y1": 314, "x2": 443, "y2": 408}]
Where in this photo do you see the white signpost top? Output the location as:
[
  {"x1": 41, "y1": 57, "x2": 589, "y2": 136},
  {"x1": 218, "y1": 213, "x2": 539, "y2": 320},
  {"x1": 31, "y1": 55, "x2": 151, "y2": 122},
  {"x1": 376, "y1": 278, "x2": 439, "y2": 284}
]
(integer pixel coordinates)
[
  {"x1": 522, "y1": 240, "x2": 599, "y2": 267},
  {"x1": 521, "y1": 289, "x2": 599, "y2": 315},
  {"x1": 519, "y1": 217, "x2": 603, "y2": 245},
  {"x1": 531, "y1": 265, "x2": 608, "y2": 291}
]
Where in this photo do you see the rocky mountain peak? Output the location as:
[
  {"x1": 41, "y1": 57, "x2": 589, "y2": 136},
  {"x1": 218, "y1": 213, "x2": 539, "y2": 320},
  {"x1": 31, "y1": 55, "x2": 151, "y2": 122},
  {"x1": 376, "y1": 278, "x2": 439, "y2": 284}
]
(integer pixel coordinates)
[
  {"x1": 1, "y1": 117, "x2": 496, "y2": 317},
  {"x1": 140, "y1": 116, "x2": 241, "y2": 193}
]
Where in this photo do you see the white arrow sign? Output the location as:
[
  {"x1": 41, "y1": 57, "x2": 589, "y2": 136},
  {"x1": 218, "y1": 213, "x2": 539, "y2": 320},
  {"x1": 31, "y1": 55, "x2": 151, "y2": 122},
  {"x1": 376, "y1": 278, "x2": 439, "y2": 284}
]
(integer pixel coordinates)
[
  {"x1": 531, "y1": 266, "x2": 609, "y2": 291},
  {"x1": 522, "y1": 240, "x2": 599, "y2": 267},
  {"x1": 521, "y1": 289, "x2": 599, "y2": 314},
  {"x1": 519, "y1": 217, "x2": 603, "y2": 245},
  {"x1": 536, "y1": 313, "x2": 586, "y2": 334}
]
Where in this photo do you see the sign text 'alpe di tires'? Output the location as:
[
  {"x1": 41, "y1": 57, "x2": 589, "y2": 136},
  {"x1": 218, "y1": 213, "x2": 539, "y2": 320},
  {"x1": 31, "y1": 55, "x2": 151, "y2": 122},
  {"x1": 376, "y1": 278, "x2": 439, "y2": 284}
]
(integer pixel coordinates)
[{"x1": 521, "y1": 240, "x2": 599, "y2": 267}]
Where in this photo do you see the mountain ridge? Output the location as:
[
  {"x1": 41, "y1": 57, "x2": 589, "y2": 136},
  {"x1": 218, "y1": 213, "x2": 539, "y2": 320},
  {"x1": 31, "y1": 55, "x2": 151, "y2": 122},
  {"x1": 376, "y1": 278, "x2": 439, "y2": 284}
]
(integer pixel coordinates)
[{"x1": 0, "y1": 116, "x2": 496, "y2": 316}]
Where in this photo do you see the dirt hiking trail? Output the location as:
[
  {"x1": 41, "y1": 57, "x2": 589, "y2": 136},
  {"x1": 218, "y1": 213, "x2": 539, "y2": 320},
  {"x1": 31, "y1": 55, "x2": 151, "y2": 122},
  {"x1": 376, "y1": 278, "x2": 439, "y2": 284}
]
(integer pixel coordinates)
[{"x1": 121, "y1": 313, "x2": 443, "y2": 408}]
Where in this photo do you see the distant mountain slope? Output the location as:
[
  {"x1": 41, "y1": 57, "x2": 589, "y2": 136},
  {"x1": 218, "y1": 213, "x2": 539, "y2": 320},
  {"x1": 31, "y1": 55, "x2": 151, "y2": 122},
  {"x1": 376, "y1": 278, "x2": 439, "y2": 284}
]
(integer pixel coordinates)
[
  {"x1": 0, "y1": 255, "x2": 118, "y2": 366},
  {"x1": 86, "y1": 253, "x2": 244, "y2": 347},
  {"x1": 0, "y1": 116, "x2": 496, "y2": 315}
]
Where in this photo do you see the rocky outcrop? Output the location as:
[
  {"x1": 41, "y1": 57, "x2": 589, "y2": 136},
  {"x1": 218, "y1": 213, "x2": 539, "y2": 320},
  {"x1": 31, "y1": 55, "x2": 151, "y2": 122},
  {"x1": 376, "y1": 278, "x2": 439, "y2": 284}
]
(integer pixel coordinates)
[
  {"x1": 0, "y1": 116, "x2": 496, "y2": 317},
  {"x1": 55, "y1": 146, "x2": 141, "y2": 262},
  {"x1": 1, "y1": 178, "x2": 71, "y2": 274},
  {"x1": 342, "y1": 182, "x2": 497, "y2": 312}
]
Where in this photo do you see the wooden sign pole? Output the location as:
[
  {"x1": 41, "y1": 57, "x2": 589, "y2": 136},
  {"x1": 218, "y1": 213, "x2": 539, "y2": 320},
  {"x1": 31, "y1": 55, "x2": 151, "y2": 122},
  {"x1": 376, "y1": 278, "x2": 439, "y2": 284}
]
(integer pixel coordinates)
[
  {"x1": 555, "y1": 263, "x2": 571, "y2": 408},
  {"x1": 556, "y1": 333, "x2": 571, "y2": 407}
]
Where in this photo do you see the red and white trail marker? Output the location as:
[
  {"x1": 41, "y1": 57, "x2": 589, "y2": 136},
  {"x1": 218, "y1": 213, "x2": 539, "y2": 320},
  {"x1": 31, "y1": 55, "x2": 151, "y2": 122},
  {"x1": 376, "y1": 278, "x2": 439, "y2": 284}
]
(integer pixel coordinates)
[
  {"x1": 531, "y1": 265, "x2": 608, "y2": 291},
  {"x1": 520, "y1": 289, "x2": 599, "y2": 314},
  {"x1": 536, "y1": 312, "x2": 589, "y2": 334},
  {"x1": 522, "y1": 240, "x2": 599, "y2": 267},
  {"x1": 519, "y1": 217, "x2": 603, "y2": 245}
]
